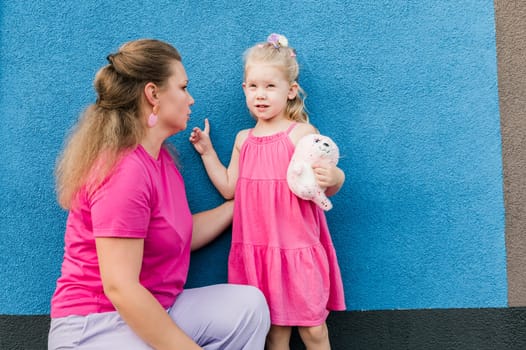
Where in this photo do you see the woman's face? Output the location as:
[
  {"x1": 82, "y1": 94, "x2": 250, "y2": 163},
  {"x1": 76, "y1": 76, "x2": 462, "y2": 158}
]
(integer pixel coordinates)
[{"x1": 157, "y1": 60, "x2": 194, "y2": 132}]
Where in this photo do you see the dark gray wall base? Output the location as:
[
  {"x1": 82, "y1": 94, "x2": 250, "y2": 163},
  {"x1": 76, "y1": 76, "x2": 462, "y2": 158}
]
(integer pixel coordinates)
[
  {"x1": 0, "y1": 315, "x2": 49, "y2": 350},
  {"x1": 3, "y1": 308, "x2": 526, "y2": 350}
]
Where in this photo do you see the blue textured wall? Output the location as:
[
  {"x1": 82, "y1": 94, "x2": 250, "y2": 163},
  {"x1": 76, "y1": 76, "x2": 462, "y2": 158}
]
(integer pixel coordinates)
[{"x1": 0, "y1": 0, "x2": 505, "y2": 314}]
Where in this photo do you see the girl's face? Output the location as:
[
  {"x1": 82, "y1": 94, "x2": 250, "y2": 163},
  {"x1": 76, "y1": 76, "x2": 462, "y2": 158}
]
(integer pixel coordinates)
[
  {"x1": 243, "y1": 63, "x2": 297, "y2": 122},
  {"x1": 157, "y1": 60, "x2": 194, "y2": 132}
]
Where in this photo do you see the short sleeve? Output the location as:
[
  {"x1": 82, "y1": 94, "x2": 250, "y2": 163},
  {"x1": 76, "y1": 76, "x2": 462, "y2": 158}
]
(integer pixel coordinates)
[{"x1": 90, "y1": 155, "x2": 151, "y2": 238}]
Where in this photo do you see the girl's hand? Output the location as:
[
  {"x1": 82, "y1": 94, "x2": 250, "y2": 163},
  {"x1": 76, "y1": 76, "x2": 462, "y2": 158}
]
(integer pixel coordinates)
[
  {"x1": 312, "y1": 164, "x2": 345, "y2": 194},
  {"x1": 189, "y1": 118, "x2": 213, "y2": 155}
]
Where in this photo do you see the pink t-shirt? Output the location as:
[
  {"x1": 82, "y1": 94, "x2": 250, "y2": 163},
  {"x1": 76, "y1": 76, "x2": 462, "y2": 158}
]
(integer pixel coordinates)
[{"x1": 50, "y1": 145, "x2": 192, "y2": 318}]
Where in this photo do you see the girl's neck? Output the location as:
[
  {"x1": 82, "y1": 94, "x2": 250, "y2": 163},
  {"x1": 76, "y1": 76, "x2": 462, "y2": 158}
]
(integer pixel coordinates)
[{"x1": 253, "y1": 118, "x2": 293, "y2": 136}]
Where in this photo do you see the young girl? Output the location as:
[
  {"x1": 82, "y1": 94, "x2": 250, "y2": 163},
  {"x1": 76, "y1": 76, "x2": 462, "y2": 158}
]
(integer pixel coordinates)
[{"x1": 190, "y1": 34, "x2": 345, "y2": 350}]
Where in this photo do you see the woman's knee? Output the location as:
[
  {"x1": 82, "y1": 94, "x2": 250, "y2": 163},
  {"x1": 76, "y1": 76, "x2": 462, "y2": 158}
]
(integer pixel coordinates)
[
  {"x1": 243, "y1": 285, "x2": 267, "y2": 307},
  {"x1": 233, "y1": 285, "x2": 270, "y2": 324},
  {"x1": 209, "y1": 284, "x2": 269, "y2": 332},
  {"x1": 218, "y1": 285, "x2": 270, "y2": 346}
]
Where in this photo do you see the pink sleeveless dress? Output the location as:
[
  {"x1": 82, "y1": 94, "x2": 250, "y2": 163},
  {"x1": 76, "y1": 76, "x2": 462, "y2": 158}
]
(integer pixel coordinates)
[{"x1": 228, "y1": 123, "x2": 346, "y2": 326}]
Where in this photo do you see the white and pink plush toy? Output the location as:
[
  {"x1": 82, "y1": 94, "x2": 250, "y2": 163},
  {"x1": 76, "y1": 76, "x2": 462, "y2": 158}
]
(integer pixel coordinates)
[{"x1": 287, "y1": 134, "x2": 340, "y2": 211}]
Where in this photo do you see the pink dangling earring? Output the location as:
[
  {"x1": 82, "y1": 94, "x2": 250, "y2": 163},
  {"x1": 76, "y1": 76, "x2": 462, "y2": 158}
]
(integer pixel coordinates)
[{"x1": 148, "y1": 105, "x2": 159, "y2": 127}]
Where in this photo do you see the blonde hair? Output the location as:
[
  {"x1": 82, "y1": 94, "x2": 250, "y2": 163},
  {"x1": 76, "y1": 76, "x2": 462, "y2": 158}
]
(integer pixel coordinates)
[
  {"x1": 243, "y1": 38, "x2": 309, "y2": 123},
  {"x1": 55, "y1": 39, "x2": 181, "y2": 209}
]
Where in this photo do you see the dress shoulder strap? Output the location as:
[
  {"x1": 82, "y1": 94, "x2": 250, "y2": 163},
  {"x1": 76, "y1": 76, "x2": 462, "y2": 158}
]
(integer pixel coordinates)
[{"x1": 285, "y1": 122, "x2": 297, "y2": 135}]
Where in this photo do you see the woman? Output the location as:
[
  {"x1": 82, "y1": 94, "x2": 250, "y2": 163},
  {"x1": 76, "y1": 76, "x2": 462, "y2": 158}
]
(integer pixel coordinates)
[{"x1": 48, "y1": 39, "x2": 270, "y2": 350}]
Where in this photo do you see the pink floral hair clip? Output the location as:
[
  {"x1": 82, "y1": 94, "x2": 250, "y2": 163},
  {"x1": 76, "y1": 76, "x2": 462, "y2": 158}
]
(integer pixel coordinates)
[
  {"x1": 267, "y1": 33, "x2": 288, "y2": 48},
  {"x1": 266, "y1": 33, "x2": 296, "y2": 57}
]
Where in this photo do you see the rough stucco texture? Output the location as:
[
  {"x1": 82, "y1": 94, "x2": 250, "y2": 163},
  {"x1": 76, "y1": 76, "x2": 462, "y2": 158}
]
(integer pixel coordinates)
[{"x1": 0, "y1": 0, "x2": 506, "y2": 314}]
